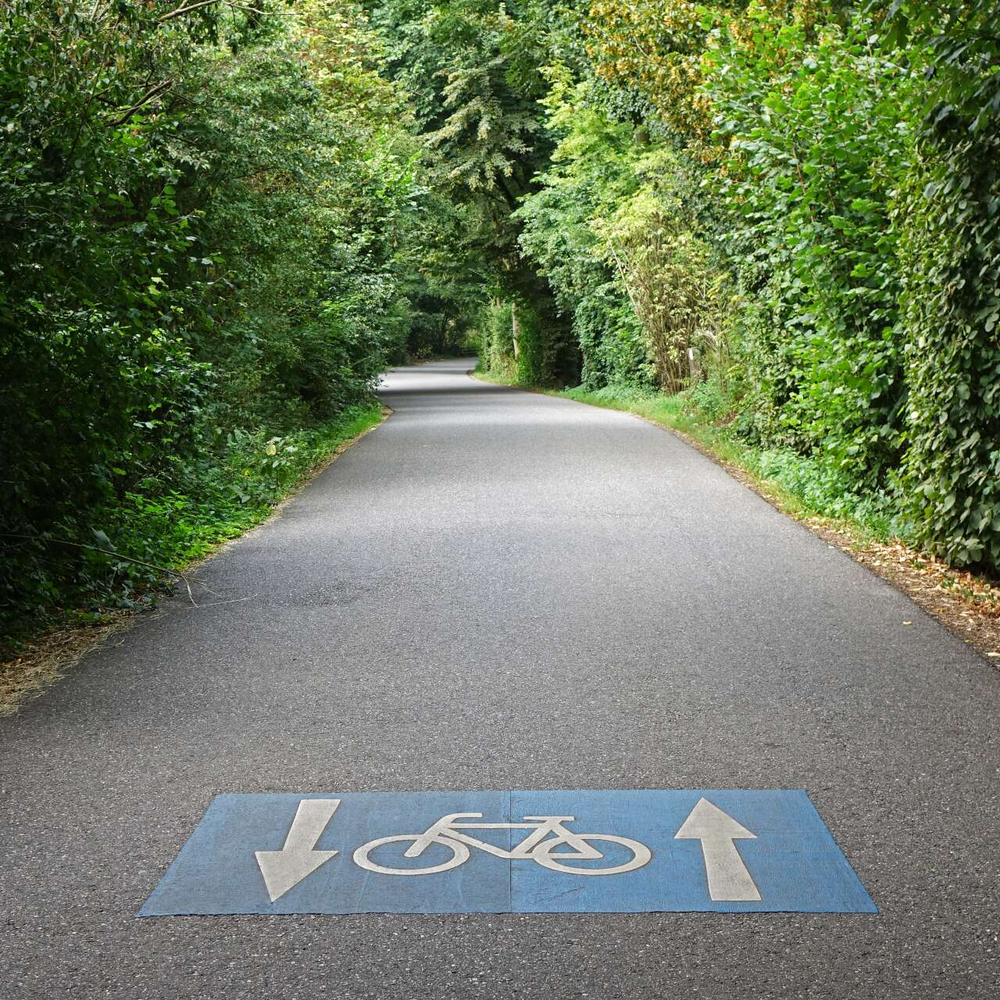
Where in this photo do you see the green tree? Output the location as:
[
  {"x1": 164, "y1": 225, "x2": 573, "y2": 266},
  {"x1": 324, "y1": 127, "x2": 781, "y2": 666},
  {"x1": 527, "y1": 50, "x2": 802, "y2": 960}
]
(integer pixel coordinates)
[{"x1": 0, "y1": 0, "x2": 422, "y2": 631}]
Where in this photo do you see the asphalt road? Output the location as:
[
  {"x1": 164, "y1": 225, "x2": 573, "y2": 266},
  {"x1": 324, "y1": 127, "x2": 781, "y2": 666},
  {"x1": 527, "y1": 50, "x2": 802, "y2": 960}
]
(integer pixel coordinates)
[{"x1": 2, "y1": 358, "x2": 999, "y2": 998}]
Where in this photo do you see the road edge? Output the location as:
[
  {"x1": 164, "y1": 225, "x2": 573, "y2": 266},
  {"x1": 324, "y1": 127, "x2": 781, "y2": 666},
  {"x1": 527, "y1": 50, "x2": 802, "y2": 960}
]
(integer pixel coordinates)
[
  {"x1": 468, "y1": 368, "x2": 1000, "y2": 668},
  {"x1": 0, "y1": 404, "x2": 393, "y2": 718}
]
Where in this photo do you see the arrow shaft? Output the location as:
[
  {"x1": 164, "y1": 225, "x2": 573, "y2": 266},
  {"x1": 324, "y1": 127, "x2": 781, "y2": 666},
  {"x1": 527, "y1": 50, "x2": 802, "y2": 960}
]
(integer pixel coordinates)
[
  {"x1": 700, "y1": 837, "x2": 761, "y2": 902},
  {"x1": 281, "y1": 798, "x2": 341, "y2": 853}
]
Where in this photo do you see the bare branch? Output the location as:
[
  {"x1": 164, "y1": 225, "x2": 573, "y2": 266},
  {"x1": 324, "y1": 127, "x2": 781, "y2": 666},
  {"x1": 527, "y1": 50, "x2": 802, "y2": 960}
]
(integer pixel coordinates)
[
  {"x1": 159, "y1": 0, "x2": 223, "y2": 23},
  {"x1": 158, "y1": 0, "x2": 275, "y2": 23},
  {"x1": 1, "y1": 533, "x2": 200, "y2": 607},
  {"x1": 108, "y1": 80, "x2": 173, "y2": 127}
]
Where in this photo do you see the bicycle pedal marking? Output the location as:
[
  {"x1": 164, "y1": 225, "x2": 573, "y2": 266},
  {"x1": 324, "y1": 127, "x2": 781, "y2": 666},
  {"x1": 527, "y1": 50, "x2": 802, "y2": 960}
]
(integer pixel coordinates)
[{"x1": 139, "y1": 790, "x2": 877, "y2": 916}]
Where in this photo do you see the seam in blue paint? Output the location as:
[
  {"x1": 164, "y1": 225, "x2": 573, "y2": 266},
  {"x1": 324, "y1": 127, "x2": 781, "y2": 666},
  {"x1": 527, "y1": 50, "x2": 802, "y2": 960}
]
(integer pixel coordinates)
[{"x1": 506, "y1": 789, "x2": 512, "y2": 911}]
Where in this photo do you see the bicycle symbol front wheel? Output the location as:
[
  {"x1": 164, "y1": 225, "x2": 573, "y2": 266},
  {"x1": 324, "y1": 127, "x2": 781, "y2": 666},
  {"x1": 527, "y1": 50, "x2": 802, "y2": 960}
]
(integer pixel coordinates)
[
  {"x1": 531, "y1": 834, "x2": 652, "y2": 876},
  {"x1": 353, "y1": 835, "x2": 470, "y2": 875}
]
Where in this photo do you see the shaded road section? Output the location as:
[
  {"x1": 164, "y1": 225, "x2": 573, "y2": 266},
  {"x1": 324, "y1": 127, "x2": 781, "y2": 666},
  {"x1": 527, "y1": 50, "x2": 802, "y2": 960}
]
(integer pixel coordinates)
[{"x1": 2, "y1": 359, "x2": 999, "y2": 997}]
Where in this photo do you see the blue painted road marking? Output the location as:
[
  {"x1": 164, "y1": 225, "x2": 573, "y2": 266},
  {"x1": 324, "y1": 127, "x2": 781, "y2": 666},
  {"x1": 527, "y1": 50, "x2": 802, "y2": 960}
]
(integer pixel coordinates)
[{"x1": 139, "y1": 790, "x2": 876, "y2": 916}]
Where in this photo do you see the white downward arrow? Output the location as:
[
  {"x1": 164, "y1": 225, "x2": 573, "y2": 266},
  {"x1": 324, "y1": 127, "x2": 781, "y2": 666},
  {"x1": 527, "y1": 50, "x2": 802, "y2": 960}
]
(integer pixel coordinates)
[
  {"x1": 255, "y1": 798, "x2": 341, "y2": 902},
  {"x1": 674, "y1": 797, "x2": 761, "y2": 901}
]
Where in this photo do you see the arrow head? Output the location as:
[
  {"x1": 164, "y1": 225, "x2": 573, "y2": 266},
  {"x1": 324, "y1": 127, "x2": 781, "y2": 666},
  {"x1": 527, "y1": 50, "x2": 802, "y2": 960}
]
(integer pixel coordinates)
[
  {"x1": 255, "y1": 848, "x2": 338, "y2": 903},
  {"x1": 674, "y1": 797, "x2": 757, "y2": 841}
]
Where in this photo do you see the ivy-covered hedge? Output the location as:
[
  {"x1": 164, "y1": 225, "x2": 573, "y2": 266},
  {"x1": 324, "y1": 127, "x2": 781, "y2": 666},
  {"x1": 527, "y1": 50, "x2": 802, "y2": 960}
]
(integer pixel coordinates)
[{"x1": 892, "y1": 4, "x2": 1000, "y2": 566}]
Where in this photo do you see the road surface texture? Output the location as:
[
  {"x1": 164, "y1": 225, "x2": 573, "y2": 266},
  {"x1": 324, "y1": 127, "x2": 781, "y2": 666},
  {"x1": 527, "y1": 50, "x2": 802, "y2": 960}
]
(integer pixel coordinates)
[{"x1": 2, "y1": 358, "x2": 999, "y2": 998}]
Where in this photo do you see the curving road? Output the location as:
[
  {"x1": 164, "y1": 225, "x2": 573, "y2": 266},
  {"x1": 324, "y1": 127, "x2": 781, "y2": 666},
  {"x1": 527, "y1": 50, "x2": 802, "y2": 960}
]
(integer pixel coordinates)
[{"x1": 2, "y1": 358, "x2": 999, "y2": 997}]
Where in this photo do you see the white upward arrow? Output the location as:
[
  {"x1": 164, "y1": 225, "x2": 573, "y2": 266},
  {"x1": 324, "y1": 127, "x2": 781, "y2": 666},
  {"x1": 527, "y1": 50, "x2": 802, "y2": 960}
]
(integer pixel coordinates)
[
  {"x1": 674, "y1": 797, "x2": 761, "y2": 902},
  {"x1": 255, "y1": 798, "x2": 341, "y2": 902}
]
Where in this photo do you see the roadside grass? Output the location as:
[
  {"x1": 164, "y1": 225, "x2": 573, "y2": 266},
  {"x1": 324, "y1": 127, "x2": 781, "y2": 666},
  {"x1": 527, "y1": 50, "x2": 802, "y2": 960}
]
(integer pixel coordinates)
[
  {"x1": 106, "y1": 403, "x2": 387, "y2": 572},
  {"x1": 0, "y1": 402, "x2": 387, "y2": 714}
]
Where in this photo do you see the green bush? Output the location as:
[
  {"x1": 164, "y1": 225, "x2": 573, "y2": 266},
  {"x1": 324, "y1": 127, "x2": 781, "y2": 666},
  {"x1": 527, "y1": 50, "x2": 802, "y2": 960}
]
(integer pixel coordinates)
[
  {"x1": 891, "y1": 4, "x2": 1000, "y2": 567},
  {"x1": 512, "y1": 300, "x2": 553, "y2": 386},
  {"x1": 477, "y1": 300, "x2": 518, "y2": 380},
  {"x1": 0, "y1": 2, "x2": 418, "y2": 634},
  {"x1": 574, "y1": 286, "x2": 656, "y2": 391},
  {"x1": 703, "y1": 12, "x2": 912, "y2": 483}
]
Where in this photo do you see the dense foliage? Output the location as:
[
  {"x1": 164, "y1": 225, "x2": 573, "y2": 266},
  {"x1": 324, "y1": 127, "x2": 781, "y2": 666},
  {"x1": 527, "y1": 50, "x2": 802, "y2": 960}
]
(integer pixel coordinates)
[
  {"x1": 471, "y1": 0, "x2": 1000, "y2": 572},
  {"x1": 889, "y1": 2, "x2": 1000, "y2": 566},
  {"x1": 4, "y1": 0, "x2": 1000, "y2": 641},
  {"x1": 0, "y1": 0, "x2": 462, "y2": 637}
]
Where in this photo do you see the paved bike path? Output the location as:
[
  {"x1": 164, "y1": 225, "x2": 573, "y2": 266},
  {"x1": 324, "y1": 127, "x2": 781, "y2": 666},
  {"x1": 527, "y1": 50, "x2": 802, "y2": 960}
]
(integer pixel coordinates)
[{"x1": 2, "y1": 359, "x2": 999, "y2": 997}]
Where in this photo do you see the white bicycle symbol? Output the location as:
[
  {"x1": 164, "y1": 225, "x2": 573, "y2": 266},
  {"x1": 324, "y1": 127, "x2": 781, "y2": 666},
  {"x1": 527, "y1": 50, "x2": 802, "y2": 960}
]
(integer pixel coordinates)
[{"x1": 353, "y1": 812, "x2": 652, "y2": 876}]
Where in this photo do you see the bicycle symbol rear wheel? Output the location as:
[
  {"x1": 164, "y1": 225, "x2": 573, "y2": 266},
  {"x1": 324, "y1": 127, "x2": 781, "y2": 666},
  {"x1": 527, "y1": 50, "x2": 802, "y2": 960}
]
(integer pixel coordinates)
[
  {"x1": 531, "y1": 834, "x2": 652, "y2": 875},
  {"x1": 353, "y1": 835, "x2": 470, "y2": 875}
]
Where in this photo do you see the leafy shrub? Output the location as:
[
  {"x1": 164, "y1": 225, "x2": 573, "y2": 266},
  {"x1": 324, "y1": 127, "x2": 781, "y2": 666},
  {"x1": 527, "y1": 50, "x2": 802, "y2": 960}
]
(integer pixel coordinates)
[
  {"x1": 891, "y1": 2, "x2": 1000, "y2": 567},
  {"x1": 0, "y1": 2, "x2": 418, "y2": 634},
  {"x1": 703, "y1": 12, "x2": 912, "y2": 482},
  {"x1": 574, "y1": 285, "x2": 657, "y2": 391},
  {"x1": 478, "y1": 300, "x2": 519, "y2": 380}
]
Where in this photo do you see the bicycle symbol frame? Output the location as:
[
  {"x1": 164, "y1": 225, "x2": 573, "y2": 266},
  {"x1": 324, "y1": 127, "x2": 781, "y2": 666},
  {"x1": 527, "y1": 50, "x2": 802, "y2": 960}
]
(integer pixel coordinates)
[{"x1": 353, "y1": 812, "x2": 652, "y2": 876}]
